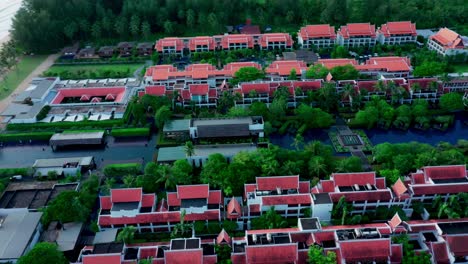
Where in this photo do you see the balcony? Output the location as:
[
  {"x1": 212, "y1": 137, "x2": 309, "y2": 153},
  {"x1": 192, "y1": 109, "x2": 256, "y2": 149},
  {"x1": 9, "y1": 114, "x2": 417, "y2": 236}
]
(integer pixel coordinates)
[{"x1": 247, "y1": 233, "x2": 291, "y2": 246}]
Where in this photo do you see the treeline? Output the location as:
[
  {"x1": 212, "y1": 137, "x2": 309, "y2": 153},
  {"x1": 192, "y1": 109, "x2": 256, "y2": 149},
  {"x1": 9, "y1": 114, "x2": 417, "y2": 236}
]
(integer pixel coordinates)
[{"x1": 12, "y1": 0, "x2": 468, "y2": 53}]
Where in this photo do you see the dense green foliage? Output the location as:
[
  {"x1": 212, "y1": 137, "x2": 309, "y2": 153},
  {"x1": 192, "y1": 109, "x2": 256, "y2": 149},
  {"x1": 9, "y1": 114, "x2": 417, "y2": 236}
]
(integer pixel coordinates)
[
  {"x1": 13, "y1": 0, "x2": 468, "y2": 53},
  {"x1": 110, "y1": 128, "x2": 150, "y2": 137},
  {"x1": 6, "y1": 119, "x2": 124, "y2": 131},
  {"x1": 439, "y1": 92, "x2": 464, "y2": 112},
  {"x1": 17, "y1": 243, "x2": 68, "y2": 264},
  {"x1": 103, "y1": 163, "x2": 142, "y2": 177},
  {"x1": 308, "y1": 245, "x2": 337, "y2": 264},
  {"x1": 0, "y1": 167, "x2": 30, "y2": 177},
  {"x1": 43, "y1": 64, "x2": 142, "y2": 79},
  {"x1": 232, "y1": 67, "x2": 265, "y2": 85},
  {"x1": 251, "y1": 207, "x2": 288, "y2": 230},
  {"x1": 36, "y1": 105, "x2": 51, "y2": 121},
  {"x1": 0, "y1": 131, "x2": 54, "y2": 142},
  {"x1": 392, "y1": 235, "x2": 432, "y2": 264}
]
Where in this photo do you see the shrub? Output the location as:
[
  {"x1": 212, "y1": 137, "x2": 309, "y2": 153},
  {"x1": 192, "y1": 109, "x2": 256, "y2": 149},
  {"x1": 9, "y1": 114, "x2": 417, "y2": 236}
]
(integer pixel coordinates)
[
  {"x1": 0, "y1": 132, "x2": 54, "y2": 142},
  {"x1": 111, "y1": 128, "x2": 150, "y2": 137},
  {"x1": 36, "y1": 105, "x2": 51, "y2": 121},
  {"x1": 7, "y1": 119, "x2": 124, "y2": 132},
  {"x1": 103, "y1": 163, "x2": 142, "y2": 177},
  {"x1": 0, "y1": 167, "x2": 31, "y2": 178}
]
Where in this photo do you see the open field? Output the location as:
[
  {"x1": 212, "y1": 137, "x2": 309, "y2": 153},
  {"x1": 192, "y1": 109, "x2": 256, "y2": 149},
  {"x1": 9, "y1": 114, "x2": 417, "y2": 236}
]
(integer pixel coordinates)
[
  {"x1": 42, "y1": 63, "x2": 144, "y2": 79},
  {"x1": 0, "y1": 55, "x2": 48, "y2": 101}
]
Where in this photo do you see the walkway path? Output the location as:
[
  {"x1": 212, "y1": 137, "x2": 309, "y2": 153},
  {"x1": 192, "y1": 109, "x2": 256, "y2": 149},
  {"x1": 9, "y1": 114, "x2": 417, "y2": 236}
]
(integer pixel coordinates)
[
  {"x1": 0, "y1": 53, "x2": 59, "y2": 114},
  {"x1": 335, "y1": 117, "x2": 372, "y2": 171}
]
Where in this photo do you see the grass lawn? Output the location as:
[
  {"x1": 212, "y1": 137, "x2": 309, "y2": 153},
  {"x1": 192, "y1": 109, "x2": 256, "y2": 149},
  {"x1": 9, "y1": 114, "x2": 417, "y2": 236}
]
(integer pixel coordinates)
[
  {"x1": 43, "y1": 63, "x2": 144, "y2": 79},
  {"x1": 452, "y1": 64, "x2": 468, "y2": 73},
  {"x1": 0, "y1": 55, "x2": 48, "y2": 101}
]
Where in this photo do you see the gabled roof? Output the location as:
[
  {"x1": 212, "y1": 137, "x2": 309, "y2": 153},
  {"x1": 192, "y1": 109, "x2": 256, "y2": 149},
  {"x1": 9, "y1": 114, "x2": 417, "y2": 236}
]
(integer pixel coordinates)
[
  {"x1": 110, "y1": 188, "x2": 142, "y2": 203},
  {"x1": 331, "y1": 172, "x2": 376, "y2": 187},
  {"x1": 240, "y1": 83, "x2": 270, "y2": 94},
  {"x1": 388, "y1": 213, "x2": 402, "y2": 231},
  {"x1": 189, "y1": 84, "x2": 209, "y2": 95},
  {"x1": 256, "y1": 175, "x2": 300, "y2": 191},
  {"x1": 446, "y1": 235, "x2": 468, "y2": 256},
  {"x1": 165, "y1": 249, "x2": 203, "y2": 264},
  {"x1": 339, "y1": 239, "x2": 391, "y2": 261},
  {"x1": 261, "y1": 194, "x2": 312, "y2": 206},
  {"x1": 221, "y1": 34, "x2": 254, "y2": 49},
  {"x1": 227, "y1": 198, "x2": 242, "y2": 219},
  {"x1": 145, "y1": 85, "x2": 166, "y2": 96},
  {"x1": 379, "y1": 21, "x2": 417, "y2": 37},
  {"x1": 245, "y1": 243, "x2": 298, "y2": 264},
  {"x1": 188, "y1": 36, "x2": 216, "y2": 51},
  {"x1": 339, "y1": 23, "x2": 377, "y2": 39},
  {"x1": 430, "y1": 28, "x2": 465, "y2": 50},
  {"x1": 82, "y1": 254, "x2": 122, "y2": 264},
  {"x1": 265, "y1": 60, "x2": 307, "y2": 76},
  {"x1": 141, "y1": 194, "x2": 155, "y2": 208},
  {"x1": 299, "y1": 24, "x2": 337, "y2": 40},
  {"x1": 208, "y1": 190, "x2": 222, "y2": 204},
  {"x1": 430, "y1": 242, "x2": 451, "y2": 264},
  {"x1": 177, "y1": 185, "x2": 210, "y2": 199},
  {"x1": 318, "y1": 58, "x2": 358, "y2": 69},
  {"x1": 258, "y1": 33, "x2": 293, "y2": 47},
  {"x1": 424, "y1": 165, "x2": 466, "y2": 180},
  {"x1": 392, "y1": 178, "x2": 408, "y2": 197},
  {"x1": 357, "y1": 56, "x2": 412, "y2": 72},
  {"x1": 155, "y1": 37, "x2": 185, "y2": 52},
  {"x1": 217, "y1": 229, "x2": 231, "y2": 245},
  {"x1": 138, "y1": 247, "x2": 158, "y2": 259}
]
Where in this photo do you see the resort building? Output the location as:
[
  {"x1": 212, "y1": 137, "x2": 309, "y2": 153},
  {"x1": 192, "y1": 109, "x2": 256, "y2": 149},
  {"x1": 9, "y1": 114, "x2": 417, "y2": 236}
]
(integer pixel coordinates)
[
  {"x1": 155, "y1": 37, "x2": 185, "y2": 54},
  {"x1": 298, "y1": 24, "x2": 337, "y2": 49},
  {"x1": 337, "y1": 23, "x2": 377, "y2": 47},
  {"x1": 258, "y1": 33, "x2": 294, "y2": 50},
  {"x1": 98, "y1": 186, "x2": 222, "y2": 231},
  {"x1": 428, "y1": 28, "x2": 468, "y2": 56},
  {"x1": 220, "y1": 34, "x2": 255, "y2": 50},
  {"x1": 265, "y1": 60, "x2": 308, "y2": 81},
  {"x1": 377, "y1": 21, "x2": 417, "y2": 45},
  {"x1": 189, "y1": 36, "x2": 217, "y2": 52}
]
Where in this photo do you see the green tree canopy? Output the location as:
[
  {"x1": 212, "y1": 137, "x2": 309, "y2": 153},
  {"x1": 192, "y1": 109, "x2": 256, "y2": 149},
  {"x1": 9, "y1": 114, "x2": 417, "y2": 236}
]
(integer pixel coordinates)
[
  {"x1": 155, "y1": 105, "x2": 172, "y2": 129},
  {"x1": 200, "y1": 153, "x2": 229, "y2": 189},
  {"x1": 232, "y1": 67, "x2": 265, "y2": 84},
  {"x1": 17, "y1": 243, "x2": 68, "y2": 264},
  {"x1": 413, "y1": 61, "x2": 448, "y2": 77},
  {"x1": 306, "y1": 64, "x2": 329, "y2": 79},
  {"x1": 308, "y1": 245, "x2": 337, "y2": 264},
  {"x1": 42, "y1": 191, "x2": 88, "y2": 224},
  {"x1": 116, "y1": 226, "x2": 137, "y2": 244},
  {"x1": 251, "y1": 207, "x2": 287, "y2": 230},
  {"x1": 439, "y1": 92, "x2": 464, "y2": 112},
  {"x1": 330, "y1": 65, "x2": 359, "y2": 80}
]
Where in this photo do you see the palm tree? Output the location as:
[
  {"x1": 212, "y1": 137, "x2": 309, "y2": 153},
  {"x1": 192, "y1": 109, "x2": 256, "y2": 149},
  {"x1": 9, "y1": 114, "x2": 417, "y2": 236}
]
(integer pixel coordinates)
[
  {"x1": 184, "y1": 141, "x2": 195, "y2": 157},
  {"x1": 374, "y1": 80, "x2": 386, "y2": 93},
  {"x1": 172, "y1": 90, "x2": 180, "y2": 109},
  {"x1": 171, "y1": 210, "x2": 193, "y2": 238},
  {"x1": 117, "y1": 226, "x2": 137, "y2": 244},
  {"x1": 304, "y1": 140, "x2": 323, "y2": 156},
  {"x1": 291, "y1": 133, "x2": 304, "y2": 150},
  {"x1": 249, "y1": 89, "x2": 258, "y2": 99},
  {"x1": 429, "y1": 81, "x2": 439, "y2": 92},
  {"x1": 156, "y1": 164, "x2": 177, "y2": 190},
  {"x1": 123, "y1": 175, "x2": 135, "y2": 188},
  {"x1": 308, "y1": 156, "x2": 327, "y2": 178},
  {"x1": 341, "y1": 83, "x2": 355, "y2": 101},
  {"x1": 411, "y1": 83, "x2": 421, "y2": 93}
]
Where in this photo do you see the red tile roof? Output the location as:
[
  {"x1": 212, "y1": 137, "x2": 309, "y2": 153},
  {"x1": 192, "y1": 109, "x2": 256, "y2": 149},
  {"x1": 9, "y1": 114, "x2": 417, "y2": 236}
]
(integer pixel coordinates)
[
  {"x1": 141, "y1": 194, "x2": 155, "y2": 208},
  {"x1": 430, "y1": 28, "x2": 465, "y2": 50},
  {"x1": 339, "y1": 23, "x2": 377, "y2": 39},
  {"x1": 299, "y1": 24, "x2": 337, "y2": 40},
  {"x1": 208, "y1": 190, "x2": 222, "y2": 204},
  {"x1": 100, "y1": 196, "x2": 112, "y2": 210},
  {"x1": 177, "y1": 185, "x2": 210, "y2": 199},
  {"x1": 329, "y1": 189, "x2": 393, "y2": 202},
  {"x1": 430, "y1": 242, "x2": 451, "y2": 264},
  {"x1": 244, "y1": 184, "x2": 256, "y2": 199},
  {"x1": 379, "y1": 21, "x2": 417, "y2": 37},
  {"x1": 390, "y1": 244, "x2": 403, "y2": 263},
  {"x1": 245, "y1": 244, "x2": 298, "y2": 264},
  {"x1": 203, "y1": 255, "x2": 217, "y2": 264},
  {"x1": 265, "y1": 60, "x2": 307, "y2": 76},
  {"x1": 392, "y1": 178, "x2": 408, "y2": 197},
  {"x1": 167, "y1": 192, "x2": 180, "y2": 207},
  {"x1": 240, "y1": 25, "x2": 261, "y2": 35},
  {"x1": 246, "y1": 227, "x2": 300, "y2": 235},
  {"x1": 138, "y1": 247, "x2": 158, "y2": 259},
  {"x1": 188, "y1": 36, "x2": 216, "y2": 51},
  {"x1": 256, "y1": 175, "x2": 300, "y2": 191},
  {"x1": 320, "y1": 180, "x2": 335, "y2": 192},
  {"x1": 217, "y1": 229, "x2": 232, "y2": 245},
  {"x1": 258, "y1": 33, "x2": 293, "y2": 48},
  {"x1": 298, "y1": 181, "x2": 310, "y2": 194},
  {"x1": 376, "y1": 177, "x2": 386, "y2": 189},
  {"x1": 339, "y1": 239, "x2": 391, "y2": 261},
  {"x1": 51, "y1": 87, "x2": 126, "y2": 104},
  {"x1": 189, "y1": 84, "x2": 209, "y2": 95},
  {"x1": 408, "y1": 78, "x2": 440, "y2": 90},
  {"x1": 332, "y1": 172, "x2": 377, "y2": 186},
  {"x1": 249, "y1": 204, "x2": 260, "y2": 213},
  {"x1": 388, "y1": 213, "x2": 402, "y2": 231},
  {"x1": 111, "y1": 188, "x2": 142, "y2": 203},
  {"x1": 185, "y1": 210, "x2": 220, "y2": 221},
  {"x1": 446, "y1": 235, "x2": 468, "y2": 256},
  {"x1": 424, "y1": 165, "x2": 466, "y2": 179},
  {"x1": 227, "y1": 198, "x2": 242, "y2": 219},
  {"x1": 221, "y1": 34, "x2": 254, "y2": 49},
  {"x1": 82, "y1": 254, "x2": 122, "y2": 264},
  {"x1": 165, "y1": 249, "x2": 203, "y2": 264},
  {"x1": 240, "y1": 83, "x2": 270, "y2": 94},
  {"x1": 411, "y1": 184, "x2": 468, "y2": 195},
  {"x1": 155, "y1": 37, "x2": 185, "y2": 52},
  {"x1": 318, "y1": 58, "x2": 358, "y2": 69},
  {"x1": 261, "y1": 194, "x2": 312, "y2": 206},
  {"x1": 145, "y1": 85, "x2": 166, "y2": 96},
  {"x1": 356, "y1": 57, "x2": 411, "y2": 72}
]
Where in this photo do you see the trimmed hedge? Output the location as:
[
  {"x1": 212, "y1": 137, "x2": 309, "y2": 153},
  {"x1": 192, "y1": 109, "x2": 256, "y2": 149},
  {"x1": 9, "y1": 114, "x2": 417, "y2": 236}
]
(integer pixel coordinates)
[
  {"x1": 0, "y1": 167, "x2": 31, "y2": 178},
  {"x1": 7, "y1": 119, "x2": 124, "y2": 132},
  {"x1": 36, "y1": 105, "x2": 51, "y2": 121},
  {"x1": 0, "y1": 132, "x2": 54, "y2": 142},
  {"x1": 111, "y1": 128, "x2": 150, "y2": 137},
  {"x1": 103, "y1": 163, "x2": 142, "y2": 177}
]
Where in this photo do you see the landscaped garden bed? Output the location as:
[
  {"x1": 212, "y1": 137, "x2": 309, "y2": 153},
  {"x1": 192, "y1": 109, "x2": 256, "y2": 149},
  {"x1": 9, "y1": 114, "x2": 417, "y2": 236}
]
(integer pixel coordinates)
[
  {"x1": 111, "y1": 128, "x2": 150, "y2": 137},
  {"x1": 328, "y1": 129, "x2": 373, "y2": 153}
]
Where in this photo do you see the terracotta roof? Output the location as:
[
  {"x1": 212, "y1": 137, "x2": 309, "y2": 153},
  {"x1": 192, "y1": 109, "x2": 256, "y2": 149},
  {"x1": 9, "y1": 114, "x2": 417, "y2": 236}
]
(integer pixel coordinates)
[
  {"x1": 245, "y1": 243, "x2": 298, "y2": 264},
  {"x1": 100, "y1": 196, "x2": 112, "y2": 210},
  {"x1": 145, "y1": 85, "x2": 166, "y2": 96},
  {"x1": 82, "y1": 254, "x2": 122, "y2": 264},
  {"x1": 299, "y1": 24, "x2": 336, "y2": 40},
  {"x1": 249, "y1": 204, "x2": 260, "y2": 213},
  {"x1": 240, "y1": 25, "x2": 261, "y2": 35},
  {"x1": 203, "y1": 255, "x2": 217, "y2": 264},
  {"x1": 246, "y1": 227, "x2": 300, "y2": 235},
  {"x1": 189, "y1": 84, "x2": 209, "y2": 95},
  {"x1": 332, "y1": 172, "x2": 376, "y2": 186},
  {"x1": 320, "y1": 180, "x2": 335, "y2": 192},
  {"x1": 411, "y1": 172, "x2": 426, "y2": 184},
  {"x1": 379, "y1": 21, "x2": 417, "y2": 37},
  {"x1": 165, "y1": 249, "x2": 203, "y2": 264},
  {"x1": 408, "y1": 78, "x2": 440, "y2": 90},
  {"x1": 339, "y1": 23, "x2": 377, "y2": 39},
  {"x1": 410, "y1": 184, "x2": 468, "y2": 195},
  {"x1": 141, "y1": 194, "x2": 155, "y2": 208},
  {"x1": 318, "y1": 58, "x2": 358, "y2": 69},
  {"x1": 261, "y1": 194, "x2": 312, "y2": 206},
  {"x1": 227, "y1": 198, "x2": 242, "y2": 219},
  {"x1": 392, "y1": 178, "x2": 408, "y2": 197},
  {"x1": 424, "y1": 165, "x2": 466, "y2": 179},
  {"x1": 356, "y1": 57, "x2": 411, "y2": 72},
  {"x1": 167, "y1": 192, "x2": 181, "y2": 206},
  {"x1": 376, "y1": 178, "x2": 386, "y2": 189},
  {"x1": 207, "y1": 190, "x2": 222, "y2": 204},
  {"x1": 155, "y1": 37, "x2": 185, "y2": 52},
  {"x1": 388, "y1": 213, "x2": 402, "y2": 231},
  {"x1": 430, "y1": 28, "x2": 465, "y2": 50},
  {"x1": 446, "y1": 235, "x2": 468, "y2": 256},
  {"x1": 258, "y1": 33, "x2": 293, "y2": 48},
  {"x1": 221, "y1": 34, "x2": 254, "y2": 49},
  {"x1": 138, "y1": 247, "x2": 158, "y2": 259},
  {"x1": 390, "y1": 244, "x2": 403, "y2": 263},
  {"x1": 265, "y1": 60, "x2": 307, "y2": 76},
  {"x1": 111, "y1": 188, "x2": 142, "y2": 203},
  {"x1": 177, "y1": 185, "x2": 210, "y2": 199},
  {"x1": 256, "y1": 175, "x2": 300, "y2": 191},
  {"x1": 329, "y1": 189, "x2": 393, "y2": 202},
  {"x1": 188, "y1": 36, "x2": 216, "y2": 51},
  {"x1": 51, "y1": 87, "x2": 126, "y2": 104},
  {"x1": 184, "y1": 210, "x2": 220, "y2": 221},
  {"x1": 240, "y1": 83, "x2": 270, "y2": 94},
  {"x1": 339, "y1": 239, "x2": 391, "y2": 261},
  {"x1": 217, "y1": 229, "x2": 231, "y2": 245},
  {"x1": 298, "y1": 181, "x2": 310, "y2": 193},
  {"x1": 430, "y1": 242, "x2": 451, "y2": 264}
]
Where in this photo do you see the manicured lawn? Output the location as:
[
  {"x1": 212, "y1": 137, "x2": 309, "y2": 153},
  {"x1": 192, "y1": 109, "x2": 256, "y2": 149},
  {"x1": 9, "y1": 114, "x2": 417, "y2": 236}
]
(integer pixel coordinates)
[
  {"x1": 452, "y1": 64, "x2": 468, "y2": 73},
  {"x1": 0, "y1": 55, "x2": 48, "y2": 100},
  {"x1": 43, "y1": 63, "x2": 144, "y2": 79}
]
